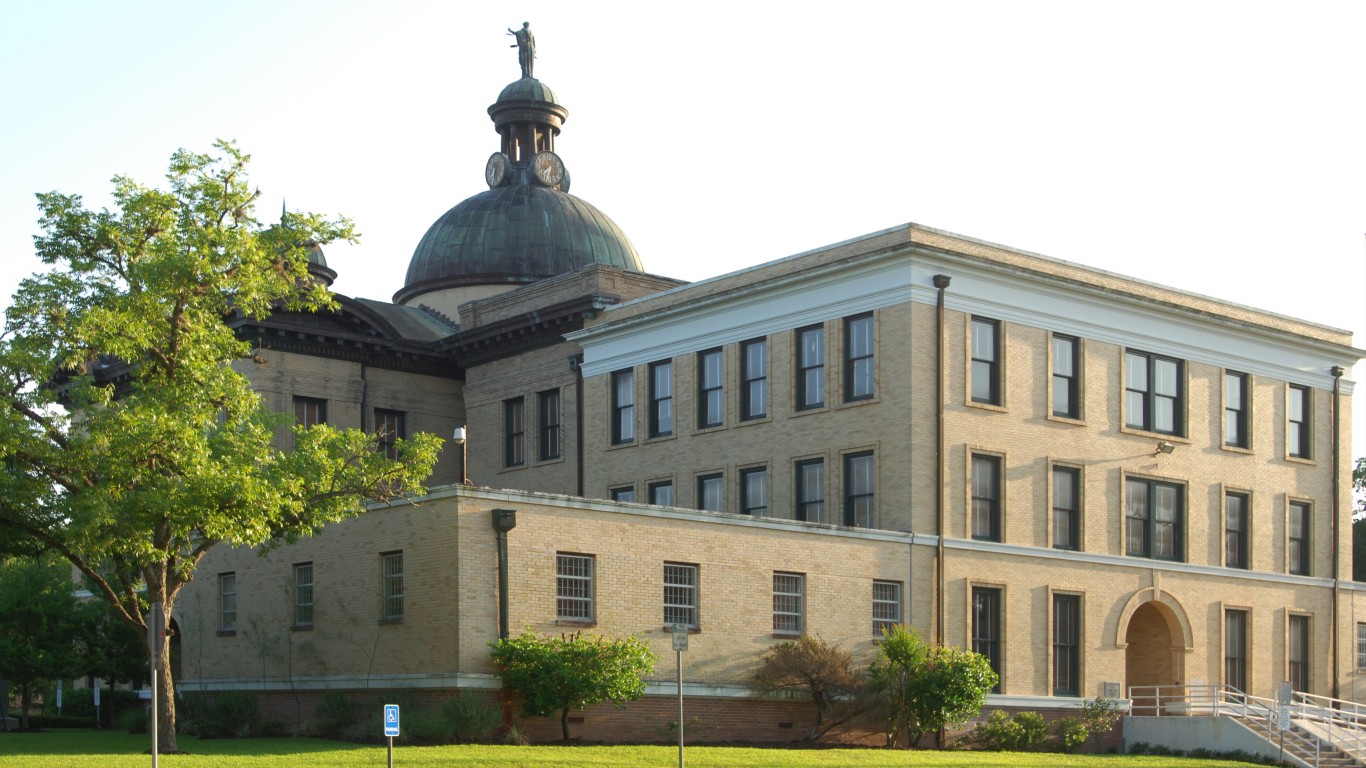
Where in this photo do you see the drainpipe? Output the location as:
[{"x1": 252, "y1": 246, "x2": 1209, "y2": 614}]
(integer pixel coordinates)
[
  {"x1": 572, "y1": 355, "x2": 585, "y2": 497},
  {"x1": 933, "y1": 274, "x2": 952, "y2": 645},
  {"x1": 492, "y1": 508, "x2": 517, "y2": 730},
  {"x1": 1332, "y1": 366, "x2": 1344, "y2": 700}
]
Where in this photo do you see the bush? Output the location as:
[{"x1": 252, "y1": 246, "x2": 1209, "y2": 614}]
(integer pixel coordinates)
[
  {"x1": 443, "y1": 692, "x2": 500, "y2": 742},
  {"x1": 1013, "y1": 711, "x2": 1047, "y2": 749},
  {"x1": 964, "y1": 710, "x2": 1047, "y2": 751},
  {"x1": 180, "y1": 691, "x2": 262, "y2": 738},
  {"x1": 1053, "y1": 716, "x2": 1088, "y2": 752},
  {"x1": 116, "y1": 706, "x2": 148, "y2": 734},
  {"x1": 403, "y1": 707, "x2": 452, "y2": 744},
  {"x1": 57, "y1": 689, "x2": 144, "y2": 727},
  {"x1": 311, "y1": 692, "x2": 363, "y2": 740}
]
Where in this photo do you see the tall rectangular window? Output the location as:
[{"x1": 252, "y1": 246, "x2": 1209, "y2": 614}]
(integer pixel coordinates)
[
  {"x1": 845, "y1": 313, "x2": 875, "y2": 401},
  {"x1": 294, "y1": 563, "x2": 314, "y2": 627},
  {"x1": 972, "y1": 587, "x2": 1002, "y2": 693},
  {"x1": 697, "y1": 349, "x2": 723, "y2": 428},
  {"x1": 1289, "y1": 614, "x2": 1309, "y2": 692},
  {"x1": 649, "y1": 361, "x2": 673, "y2": 437},
  {"x1": 1052, "y1": 466, "x2": 1079, "y2": 550},
  {"x1": 1288, "y1": 385, "x2": 1311, "y2": 458},
  {"x1": 1289, "y1": 501, "x2": 1310, "y2": 575},
  {"x1": 1126, "y1": 478, "x2": 1183, "y2": 561},
  {"x1": 872, "y1": 581, "x2": 901, "y2": 636},
  {"x1": 609, "y1": 486, "x2": 636, "y2": 502},
  {"x1": 294, "y1": 396, "x2": 326, "y2": 427},
  {"x1": 796, "y1": 325, "x2": 825, "y2": 410},
  {"x1": 556, "y1": 553, "x2": 594, "y2": 622},
  {"x1": 697, "y1": 473, "x2": 723, "y2": 512},
  {"x1": 1225, "y1": 609, "x2": 1247, "y2": 691},
  {"x1": 740, "y1": 338, "x2": 768, "y2": 420},
  {"x1": 538, "y1": 389, "x2": 561, "y2": 460},
  {"x1": 503, "y1": 397, "x2": 525, "y2": 467},
  {"x1": 649, "y1": 480, "x2": 674, "y2": 507},
  {"x1": 1357, "y1": 623, "x2": 1366, "y2": 672},
  {"x1": 1225, "y1": 372, "x2": 1249, "y2": 448},
  {"x1": 218, "y1": 572, "x2": 237, "y2": 632},
  {"x1": 971, "y1": 317, "x2": 1001, "y2": 405},
  {"x1": 773, "y1": 572, "x2": 804, "y2": 635},
  {"x1": 1225, "y1": 492, "x2": 1249, "y2": 569},
  {"x1": 795, "y1": 459, "x2": 825, "y2": 523},
  {"x1": 1053, "y1": 594, "x2": 1080, "y2": 696},
  {"x1": 740, "y1": 467, "x2": 768, "y2": 516},
  {"x1": 664, "y1": 563, "x2": 698, "y2": 629},
  {"x1": 374, "y1": 409, "x2": 406, "y2": 461},
  {"x1": 381, "y1": 552, "x2": 404, "y2": 621},
  {"x1": 1052, "y1": 334, "x2": 1079, "y2": 418},
  {"x1": 611, "y1": 369, "x2": 635, "y2": 444},
  {"x1": 844, "y1": 451, "x2": 874, "y2": 527},
  {"x1": 972, "y1": 455, "x2": 1002, "y2": 542},
  {"x1": 1125, "y1": 351, "x2": 1183, "y2": 435}
]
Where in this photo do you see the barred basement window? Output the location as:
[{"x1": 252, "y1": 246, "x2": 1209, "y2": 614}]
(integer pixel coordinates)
[
  {"x1": 663, "y1": 563, "x2": 698, "y2": 629},
  {"x1": 294, "y1": 563, "x2": 314, "y2": 627},
  {"x1": 381, "y1": 552, "x2": 404, "y2": 621},
  {"x1": 218, "y1": 572, "x2": 237, "y2": 632},
  {"x1": 773, "y1": 572, "x2": 804, "y2": 635},
  {"x1": 557, "y1": 553, "x2": 594, "y2": 622},
  {"x1": 872, "y1": 580, "x2": 901, "y2": 636}
]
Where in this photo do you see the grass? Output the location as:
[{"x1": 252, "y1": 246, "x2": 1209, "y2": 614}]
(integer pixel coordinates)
[{"x1": 0, "y1": 730, "x2": 1268, "y2": 767}]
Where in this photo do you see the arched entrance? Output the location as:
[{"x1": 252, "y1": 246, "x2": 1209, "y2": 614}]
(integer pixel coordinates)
[{"x1": 1117, "y1": 590, "x2": 1193, "y2": 715}]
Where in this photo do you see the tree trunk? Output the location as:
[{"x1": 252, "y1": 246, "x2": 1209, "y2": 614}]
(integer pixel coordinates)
[
  {"x1": 19, "y1": 682, "x2": 31, "y2": 730},
  {"x1": 156, "y1": 641, "x2": 178, "y2": 752},
  {"x1": 560, "y1": 705, "x2": 570, "y2": 742}
]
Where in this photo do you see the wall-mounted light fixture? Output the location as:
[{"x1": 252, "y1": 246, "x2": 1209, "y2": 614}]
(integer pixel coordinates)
[
  {"x1": 1155, "y1": 440, "x2": 1176, "y2": 456},
  {"x1": 453, "y1": 425, "x2": 469, "y2": 484}
]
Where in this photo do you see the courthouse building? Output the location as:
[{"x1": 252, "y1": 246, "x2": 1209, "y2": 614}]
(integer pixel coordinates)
[{"x1": 176, "y1": 49, "x2": 1366, "y2": 742}]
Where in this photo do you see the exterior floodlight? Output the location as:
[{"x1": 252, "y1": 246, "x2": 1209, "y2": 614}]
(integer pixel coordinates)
[{"x1": 1155, "y1": 440, "x2": 1176, "y2": 455}]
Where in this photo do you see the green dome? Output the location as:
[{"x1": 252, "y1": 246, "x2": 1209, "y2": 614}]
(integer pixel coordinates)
[{"x1": 496, "y1": 77, "x2": 559, "y2": 105}]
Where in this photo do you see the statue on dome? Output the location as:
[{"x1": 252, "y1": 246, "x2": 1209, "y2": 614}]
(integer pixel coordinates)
[{"x1": 507, "y1": 22, "x2": 535, "y2": 79}]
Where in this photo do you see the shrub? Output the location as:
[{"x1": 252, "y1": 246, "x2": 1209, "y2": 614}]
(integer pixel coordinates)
[
  {"x1": 751, "y1": 635, "x2": 870, "y2": 742},
  {"x1": 116, "y1": 705, "x2": 148, "y2": 734},
  {"x1": 403, "y1": 707, "x2": 451, "y2": 744},
  {"x1": 870, "y1": 625, "x2": 997, "y2": 749},
  {"x1": 964, "y1": 709, "x2": 1048, "y2": 751},
  {"x1": 180, "y1": 691, "x2": 262, "y2": 738},
  {"x1": 1080, "y1": 696, "x2": 1122, "y2": 748},
  {"x1": 443, "y1": 692, "x2": 500, "y2": 742},
  {"x1": 1013, "y1": 711, "x2": 1047, "y2": 750},
  {"x1": 1053, "y1": 716, "x2": 1088, "y2": 752},
  {"x1": 311, "y1": 692, "x2": 363, "y2": 740}
]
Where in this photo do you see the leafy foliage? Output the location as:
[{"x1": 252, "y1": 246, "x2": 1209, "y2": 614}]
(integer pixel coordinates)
[
  {"x1": 963, "y1": 709, "x2": 1048, "y2": 751},
  {"x1": 1353, "y1": 458, "x2": 1366, "y2": 580},
  {"x1": 0, "y1": 554, "x2": 89, "y2": 728},
  {"x1": 750, "y1": 635, "x2": 870, "y2": 741},
  {"x1": 489, "y1": 630, "x2": 658, "y2": 742},
  {"x1": 869, "y1": 625, "x2": 998, "y2": 748},
  {"x1": 1079, "y1": 696, "x2": 1122, "y2": 748},
  {"x1": 0, "y1": 142, "x2": 443, "y2": 750}
]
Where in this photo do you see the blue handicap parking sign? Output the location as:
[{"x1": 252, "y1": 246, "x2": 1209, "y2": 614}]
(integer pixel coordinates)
[{"x1": 383, "y1": 704, "x2": 400, "y2": 737}]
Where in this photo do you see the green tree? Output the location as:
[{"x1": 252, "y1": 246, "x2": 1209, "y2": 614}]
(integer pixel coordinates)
[
  {"x1": 0, "y1": 142, "x2": 442, "y2": 751},
  {"x1": 0, "y1": 555, "x2": 87, "y2": 728},
  {"x1": 1354, "y1": 458, "x2": 1366, "y2": 580},
  {"x1": 489, "y1": 630, "x2": 658, "y2": 742},
  {"x1": 869, "y1": 625, "x2": 998, "y2": 749},
  {"x1": 751, "y1": 635, "x2": 870, "y2": 741}
]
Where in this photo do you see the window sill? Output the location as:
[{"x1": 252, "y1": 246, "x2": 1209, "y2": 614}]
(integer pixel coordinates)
[
  {"x1": 645, "y1": 433, "x2": 677, "y2": 444},
  {"x1": 662, "y1": 625, "x2": 701, "y2": 634},
  {"x1": 217, "y1": 629, "x2": 236, "y2": 637},
  {"x1": 1220, "y1": 444, "x2": 1254, "y2": 455},
  {"x1": 606, "y1": 441, "x2": 636, "y2": 451},
  {"x1": 771, "y1": 631, "x2": 803, "y2": 639},
  {"x1": 378, "y1": 617, "x2": 404, "y2": 625},
  {"x1": 1119, "y1": 426, "x2": 1188, "y2": 442},
  {"x1": 1285, "y1": 455, "x2": 1316, "y2": 466},
  {"x1": 1046, "y1": 414, "x2": 1085, "y2": 427},
  {"x1": 737, "y1": 414, "x2": 772, "y2": 427},
  {"x1": 291, "y1": 624, "x2": 314, "y2": 632},
  {"x1": 533, "y1": 454, "x2": 566, "y2": 466},
  {"x1": 837, "y1": 394, "x2": 879, "y2": 410},
  {"x1": 966, "y1": 400, "x2": 1008, "y2": 414},
  {"x1": 790, "y1": 404, "x2": 829, "y2": 418},
  {"x1": 556, "y1": 619, "x2": 596, "y2": 628}
]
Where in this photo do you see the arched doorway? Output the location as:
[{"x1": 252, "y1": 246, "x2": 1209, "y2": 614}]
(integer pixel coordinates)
[{"x1": 1118, "y1": 590, "x2": 1192, "y2": 715}]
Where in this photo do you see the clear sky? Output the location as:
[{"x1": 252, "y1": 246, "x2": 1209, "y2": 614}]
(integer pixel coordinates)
[{"x1": 2, "y1": 1, "x2": 1363, "y2": 456}]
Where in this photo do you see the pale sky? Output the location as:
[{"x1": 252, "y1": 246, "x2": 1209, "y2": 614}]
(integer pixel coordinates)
[{"x1": 2, "y1": 1, "x2": 1364, "y2": 457}]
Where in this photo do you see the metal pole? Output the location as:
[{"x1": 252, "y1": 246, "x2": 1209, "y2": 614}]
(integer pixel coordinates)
[
  {"x1": 387, "y1": 735, "x2": 393, "y2": 768},
  {"x1": 677, "y1": 648, "x2": 684, "y2": 768},
  {"x1": 149, "y1": 666, "x2": 158, "y2": 768}
]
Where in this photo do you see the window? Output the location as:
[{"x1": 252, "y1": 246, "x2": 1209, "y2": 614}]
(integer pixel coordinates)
[
  {"x1": 740, "y1": 338, "x2": 767, "y2": 420},
  {"x1": 1126, "y1": 478, "x2": 1183, "y2": 561},
  {"x1": 1289, "y1": 501, "x2": 1310, "y2": 575},
  {"x1": 972, "y1": 587, "x2": 1002, "y2": 693},
  {"x1": 796, "y1": 325, "x2": 825, "y2": 410},
  {"x1": 503, "y1": 397, "x2": 525, "y2": 467},
  {"x1": 795, "y1": 459, "x2": 825, "y2": 523},
  {"x1": 971, "y1": 317, "x2": 1001, "y2": 405},
  {"x1": 1125, "y1": 351, "x2": 1183, "y2": 435},
  {"x1": 972, "y1": 454, "x2": 1001, "y2": 542},
  {"x1": 374, "y1": 409, "x2": 406, "y2": 461},
  {"x1": 611, "y1": 369, "x2": 634, "y2": 444},
  {"x1": 1052, "y1": 334, "x2": 1079, "y2": 418},
  {"x1": 773, "y1": 573, "x2": 804, "y2": 634},
  {"x1": 1225, "y1": 372, "x2": 1249, "y2": 448},
  {"x1": 294, "y1": 396, "x2": 326, "y2": 427},
  {"x1": 610, "y1": 486, "x2": 636, "y2": 503},
  {"x1": 381, "y1": 552, "x2": 404, "y2": 621},
  {"x1": 1225, "y1": 492, "x2": 1249, "y2": 569},
  {"x1": 556, "y1": 554, "x2": 594, "y2": 622},
  {"x1": 218, "y1": 572, "x2": 237, "y2": 632},
  {"x1": 649, "y1": 481, "x2": 674, "y2": 507},
  {"x1": 1289, "y1": 614, "x2": 1310, "y2": 692},
  {"x1": 1052, "y1": 466, "x2": 1079, "y2": 550},
  {"x1": 649, "y1": 361, "x2": 673, "y2": 437},
  {"x1": 1288, "y1": 385, "x2": 1311, "y2": 458},
  {"x1": 872, "y1": 581, "x2": 901, "y2": 636},
  {"x1": 294, "y1": 563, "x2": 314, "y2": 627},
  {"x1": 844, "y1": 313, "x2": 875, "y2": 401},
  {"x1": 1225, "y1": 609, "x2": 1247, "y2": 691},
  {"x1": 664, "y1": 563, "x2": 698, "y2": 628},
  {"x1": 844, "y1": 451, "x2": 874, "y2": 527},
  {"x1": 697, "y1": 348, "x2": 723, "y2": 428},
  {"x1": 1357, "y1": 623, "x2": 1366, "y2": 672},
  {"x1": 741, "y1": 467, "x2": 768, "y2": 516},
  {"x1": 697, "y1": 473, "x2": 723, "y2": 512},
  {"x1": 1053, "y1": 594, "x2": 1080, "y2": 696},
  {"x1": 538, "y1": 389, "x2": 561, "y2": 460}
]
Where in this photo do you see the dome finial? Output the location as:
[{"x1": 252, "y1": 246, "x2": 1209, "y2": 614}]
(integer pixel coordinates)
[{"x1": 506, "y1": 22, "x2": 535, "y2": 79}]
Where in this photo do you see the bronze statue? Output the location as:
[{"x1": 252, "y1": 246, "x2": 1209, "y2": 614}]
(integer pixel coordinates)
[{"x1": 507, "y1": 22, "x2": 535, "y2": 79}]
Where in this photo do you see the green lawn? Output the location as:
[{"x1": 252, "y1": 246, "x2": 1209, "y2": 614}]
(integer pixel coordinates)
[{"x1": 0, "y1": 730, "x2": 1266, "y2": 767}]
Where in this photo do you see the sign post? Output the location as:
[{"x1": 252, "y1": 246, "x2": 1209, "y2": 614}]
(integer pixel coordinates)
[
  {"x1": 146, "y1": 602, "x2": 164, "y2": 768},
  {"x1": 672, "y1": 623, "x2": 688, "y2": 768},
  {"x1": 384, "y1": 703, "x2": 400, "y2": 768}
]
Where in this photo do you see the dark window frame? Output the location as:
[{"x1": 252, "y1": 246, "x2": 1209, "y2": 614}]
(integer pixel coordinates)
[
  {"x1": 1052, "y1": 334, "x2": 1079, "y2": 418},
  {"x1": 218, "y1": 572, "x2": 237, "y2": 632},
  {"x1": 556, "y1": 553, "x2": 595, "y2": 623},
  {"x1": 1125, "y1": 477, "x2": 1184, "y2": 562},
  {"x1": 740, "y1": 338, "x2": 768, "y2": 420},
  {"x1": 1288, "y1": 384, "x2": 1311, "y2": 459},
  {"x1": 374, "y1": 408, "x2": 406, "y2": 462},
  {"x1": 294, "y1": 562, "x2": 314, "y2": 628},
  {"x1": 972, "y1": 454, "x2": 1002, "y2": 542},
  {"x1": 1289, "y1": 614, "x2": 1310, "y2": 692},
  {"x1": 697, "y1": 473, "x2": 723, "y2": 512},
  {"x1": 381, "y1": 551, "x2": 404, "y2": 621},
  {"x1": 843, "y1": 451, "x2": 874, "y2": 527},
  {"x1": 795, "y1": 458, "x2": 825, "y2": 523},
  {"x1": 772, "y1": 572, "x2": 804, "y2": 635},
  {"x1": 1289, "y1": 501, "x2": 1310, "y2": 575},
  {"x1": 973, "y1": 586, "x2": 1002, "y2": 693},
  {"x1": 1053, "y1": 593, "x2": 1081, "y2": 696},
  {"x1": 844, "y1": 313, "x2": 875, "y2": 402},
  {"x1": 503, "y1": 397, "x2": 525, "y2": 467},
  {"x1": 611, "y1": 369, "x2": 635, "y2": 444},
  {"x1": 1052, "y1": 466, "x2": 1079, "y2": 550},
  {"x1": 649, "y1": 360, "x2": 673, "y2": 438},
  {"x1": 1225, "y1": 492, "x2": 1249, "y2": 569},
  {"x1": 664, "y1": 562, "x2": 699, "y2": 629},
  {"x1": 795, "y1": 324, "x2": 825, "y2": 410},
  {"x1": 1225, "y1": 371, "x2": 1249, "y2": 448},
  {"x1": 1225, "y1": 608, "x2": 1247, "y2": 691},
  {"x1": 740, "y1": 467, "x2": 768, "y2": 516},
  {"x1": 538, "y1": 389, "x2": 562, "y2": 460},
  {"x1": 294, "y1": 396, "x2": 327, "y2": 427},
  {"x1": 697, "y1": 348, "x2": 723, "y2": 429},
  {"x1": 649, "y1": 480, "x2": 675, "y2": 507},
  {"x1": 1125, "y1": 350, "x2": 1184, "y2": 436},
  {"x1": 609, "y1": 486, "x2": 636, "y2": 502},
  {"x1": 872, "y1": 580, "x2": 901, "y2": 637},
  {"x1": 971, "y1": 317, "x2": 1001, "y2": 405}
]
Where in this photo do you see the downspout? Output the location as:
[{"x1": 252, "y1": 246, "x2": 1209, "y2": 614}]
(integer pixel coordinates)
[
  {"x1": 359, "y1": 363, "x2": 369, "y2": 431},
  {"x1": 492, "y1": 509, "x2": 517, "y2": 730},
  {"x1": 572, "y1": 355, "x2": 585, "y2": 497},
  {"x1": 1332, "y1": 366, "x2": 1345, "y2": 699},
  {"x1": 933, "y1": 274, "x2": 952, "y2": 645}
]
